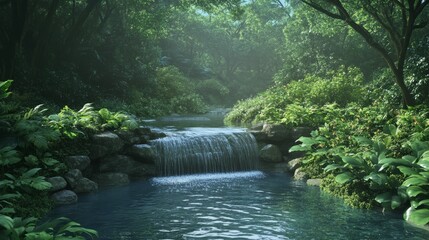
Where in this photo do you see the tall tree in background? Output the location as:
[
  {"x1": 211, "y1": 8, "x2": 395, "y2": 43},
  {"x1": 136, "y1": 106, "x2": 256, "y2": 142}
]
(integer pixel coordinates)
[{"x1": 300, "y1": 0, "x2": 428, "y2": 106}]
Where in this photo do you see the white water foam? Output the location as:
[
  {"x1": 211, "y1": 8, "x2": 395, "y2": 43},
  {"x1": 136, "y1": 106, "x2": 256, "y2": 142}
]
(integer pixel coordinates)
[{"x1": 152, "y1": 171, "x2": 265, "y2": 185}]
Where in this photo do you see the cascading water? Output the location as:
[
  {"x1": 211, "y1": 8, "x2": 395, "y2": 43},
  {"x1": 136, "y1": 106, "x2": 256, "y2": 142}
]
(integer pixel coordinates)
[{"x1": 150, "y1": 128, "x2": 259, "y2": 176}]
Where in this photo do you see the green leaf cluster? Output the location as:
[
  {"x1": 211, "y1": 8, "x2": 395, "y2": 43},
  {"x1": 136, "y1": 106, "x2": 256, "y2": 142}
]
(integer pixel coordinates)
[
  {"x1": 225, "y1": 66, "x2": 366, "y2": 125},
  {"x1": 290, "y1": 103, "x2": 429, "y2": 225}
]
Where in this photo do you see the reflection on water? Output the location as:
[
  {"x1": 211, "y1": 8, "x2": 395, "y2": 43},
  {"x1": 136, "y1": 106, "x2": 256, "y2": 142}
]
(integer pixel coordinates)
[{"x1": 47, "y1": 172, "x2": 429, "y2": 240}]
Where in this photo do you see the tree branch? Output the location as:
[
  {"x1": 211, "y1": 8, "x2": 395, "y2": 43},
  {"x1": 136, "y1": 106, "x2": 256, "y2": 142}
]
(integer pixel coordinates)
[{"x1": 301, "y1": 0, "x2": 344, "y2": 20}]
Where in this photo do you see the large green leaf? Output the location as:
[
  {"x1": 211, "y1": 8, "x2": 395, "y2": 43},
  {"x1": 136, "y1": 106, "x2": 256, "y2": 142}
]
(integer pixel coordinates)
[
  {"x1": 417, "y1": 159, "x2": 429, "y2": 169},
  {"x1": 391, "y1": 195, "x2": 403, "y2": 209},
  {"x1": 324, "y1": 164, "x2": 344, "y2": 172},
  {"x1": 397, "y1": 166, "x2": 418, "y2": 176},
  {"x1": 0, "y1": 214, "x2": 14, "y2": 230},
  {"x1": 289, "y1": 145, "x2": 311, "y2": 152},
  {"x1": 375, "y1": 192, "x2": 392, "y2": 204},
  {"x1": 335, "y1": 172, "x2": 354, "y2": 184},
  {"x1": 402, "y1": 175, "x2": 428, "y2": 187},
  {"x1": 378, "y1": 157, "x2": 413, "y2": 167},
  {"x1": 341, "y1": 156, "x2": 364, "y2": 167},
  {"x1": 364, "y1": 172, "x2": 388, "y2": 186},
  {"x1": 406, "y1": 186, "x2": 426, "y2": 198},
  {"x1": 30, "y1": 178, "x2": 52, "y2": 191},
  {"x1": 22, "y1": 168, "x2": 41, "y2": 178},
  {"x1": 405, "y1": 207, "x2": 429, "y2": 226}
]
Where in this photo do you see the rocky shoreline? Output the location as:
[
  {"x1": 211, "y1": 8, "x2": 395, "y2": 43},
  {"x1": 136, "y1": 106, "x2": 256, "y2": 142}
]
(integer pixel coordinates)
[
  {"x1": 49, "y1": 126, "x2": 165, "y2": 205},
  {"x1": 249, "y1": 123, "x2": 322, "y2": 186},
  {"x1": 51, "y1": 123, "x2": 320, "y2": 205}
]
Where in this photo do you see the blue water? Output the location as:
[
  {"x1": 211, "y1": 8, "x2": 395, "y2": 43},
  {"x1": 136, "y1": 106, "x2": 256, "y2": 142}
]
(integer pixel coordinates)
[{"x1": 47, "y1": 172, "x2": 429, "y2": 239}]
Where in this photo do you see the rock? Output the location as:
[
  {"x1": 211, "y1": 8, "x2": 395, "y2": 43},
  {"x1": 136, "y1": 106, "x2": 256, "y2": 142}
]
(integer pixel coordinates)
[
  {"x1": 93, "y1": 173, "x2": 130, "y2": 187},
  {"x1": 294, "y1": 167, "x2": 308, "y2": 181},
  {"x1": 288, "y1": 158, "x2": 302, "y2": 172},
  {"x1": 249, "y1": 130, "x2": 268, "y2": 141},
  {"x1": 307, "y1": 178, "x2": 322, "y2": 186},
  {"x1": 116, "y1": 130, "x2": 140, "y2": 145},
  {"x1": 90, "y1": 132, "x2": 124, "y2": 159},
  {"x1": 259, "y1": 144, "x2": 283, "y2": 163},
  {"x1": 64, "y1": 169, "x2": 83, "y2": 189},
  {"x1": 47, "y1": 176, "x2": 67, "y2": 192},
  {"x1": 99, "y1": 155, "x2": 156, "y2": 178},
  {"x1": 290, "y1": 127, "x2": 313, "y2": 140},
  {"x1": 64, "y1": 155, "x2": 90, "y2": 171},
  {"x1": 126, "y1": 144, "x2": 156, "y2": 163},
  {"x1": 135, "y1": 126, "x2": 152, "y2": 136},
  {"x1": 262, "y1": 123, "x2": 290, "y2": 142},
  {"x1": 73, "y1": 178, "x2": 98, "y2": 193},
  {"x1": 51, "y1": 190, "x2": 78, "y2": 205},
  {"x1": 89, "y1": 144, "x2": 109, "y2": 160},
  {"x1": 250, "y1": 123, "x2": 264, "y2": 131},
  {"x1": 149, "y1": 130, "x2": 167, "y2": 140}
]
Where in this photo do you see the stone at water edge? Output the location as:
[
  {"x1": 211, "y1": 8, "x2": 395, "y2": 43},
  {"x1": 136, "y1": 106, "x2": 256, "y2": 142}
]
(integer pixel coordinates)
[
  {"x1": 261, "y1": 123, "x2": 290, "y2": 142},
  {"x1": 294, "y1": 167, "x2": 308, "y2": 181},
  {"x1": 126, "y1": 144, "x2": 156, "y2": 163},
  {"x1": 90, "y1": 132, "x2": 125, "y2": 159},
  {"x1": 73, "y1": 178, "x2": 98, "y2": 193},
  {"x1": 64, "y1": 169, "x2": 83, "y2": 189},
  {"x1": 116, "y1": 130, "x2": 141, "y2": 145},
  {"x1": 51, "y1": 190, "x2": 78, "y2": 205},
  {"x1": 47, "y1": 176, "x2": 67, "y2": 192},
  {"x1": 287, "y1": 158, "x2": 302, "y2": 172},
  {"x1": 64, "y1": 155, "x2": 90, "y2": 171},
  {"x1": 307, "y1": 179, "x2": 322, "y2": 186},
  {"x1": 259, "y1": 144, "x2": 283, "y2": 163},
  {"x1": 93, "y1": 172, "x2": 130, "y2": 187}
]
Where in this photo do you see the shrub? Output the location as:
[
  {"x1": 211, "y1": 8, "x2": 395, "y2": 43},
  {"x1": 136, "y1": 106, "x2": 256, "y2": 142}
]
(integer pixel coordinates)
[{"x1": 225, "y1": 66, "x2": 366, "y2": 125}]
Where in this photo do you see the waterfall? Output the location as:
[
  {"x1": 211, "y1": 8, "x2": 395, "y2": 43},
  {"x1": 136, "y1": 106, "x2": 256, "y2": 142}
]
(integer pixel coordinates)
[{"x1": 150, "y1": 128, "x2": 259, "y2": 176}]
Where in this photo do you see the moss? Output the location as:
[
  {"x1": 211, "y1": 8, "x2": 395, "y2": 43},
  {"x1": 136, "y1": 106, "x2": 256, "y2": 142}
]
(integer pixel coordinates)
[{"x1": 320, "y1": 174, "x2": 375, "y2": 209}]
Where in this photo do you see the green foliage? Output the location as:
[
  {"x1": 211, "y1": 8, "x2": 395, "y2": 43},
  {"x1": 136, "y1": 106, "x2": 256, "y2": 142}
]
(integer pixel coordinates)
[
  {"x1": 225, "y1": 67, "x2": 366, "y2": 125},
  {"x1": 0, "y1": 216, "x2": 98, "y2": 240},
  {"x1": 0, "y1": 80, "x2": 13, "y2": 100},
  {"x1": 290, "y1": 103, "x2": 429, "y2": 225},
  {"x1": 47, "y1": 103, "x2": 138, "y2": 139}
]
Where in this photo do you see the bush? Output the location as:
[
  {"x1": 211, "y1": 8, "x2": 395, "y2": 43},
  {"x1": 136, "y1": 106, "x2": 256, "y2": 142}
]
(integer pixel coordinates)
[
  {"x1": 291, "y1": 104, "x2": 429, "y2": 225},
  {"x1": 225, "y1": 66, "x2": 366, "y2": 125}
]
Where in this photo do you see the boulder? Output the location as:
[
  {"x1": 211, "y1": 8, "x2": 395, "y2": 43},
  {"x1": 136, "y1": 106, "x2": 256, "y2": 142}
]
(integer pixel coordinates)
[
  {"x1": 47, "y1": 176, "x2": 67, "y2": 192},
  {"x1": 99, "y1": 155, "x2": 156, "y2": 178},
  {"x1": 249, "y1": 130, "x2": 268, "y2": 141},
  {"x1": 126, "y1": 144, "x2": 156, "y2": 163},
  {"x1": 250, "y1": 123, "x2": 264, "y2": 131},
  {"x1": 294, "y1": 167, "x2": 308, "y2": 181},
  {"x1": 93, "y1": 173, "x2": 130, "y2": 187},
  {"x1": 288, "y1": 158, "x2": 302, "y2": 172},
  {"x1": 73, "y1": 178, "x2": 98, "y2": 193},
  {"x1": 259, "y1": 144, "x2": 283, "y2": 163},
  {"x1": 90, "y1": 132, "x2": 124, "y2": 159},
  {"x1": 89, "y1": 144, "x2": 109, "y2": 160},
  {"x1": 290, "y1": 127, "x2": 313, "y2": 141},
  {"x1": 64, "y1": 169, "x2": 83, "y2": 189},
  {"x1": 51, "y1": 190, "x2": 78, "y2": 205},
  {"x1": 116, "y1": 130, "x2": 140, "y2": 145},
  {"x1": 307, "y1": 178, "x2": 322, "y2": 186},
  {"x1": 64, "y1": 155, "x2": 90, "y2": 171},
  {"x1": 262, "y1": 123, "x2": 290, "y2": 142}
]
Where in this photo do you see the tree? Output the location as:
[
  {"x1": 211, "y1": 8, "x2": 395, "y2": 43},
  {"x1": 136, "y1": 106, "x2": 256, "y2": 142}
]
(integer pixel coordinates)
[{"x1": 300, "y1": 0, "x2": 429, "y2": 106}]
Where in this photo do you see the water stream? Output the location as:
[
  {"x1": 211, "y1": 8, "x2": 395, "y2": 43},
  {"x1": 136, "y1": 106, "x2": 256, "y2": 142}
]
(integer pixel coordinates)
[{"x1": 47, "y1": 112, "x2": 429, "y2": 239}]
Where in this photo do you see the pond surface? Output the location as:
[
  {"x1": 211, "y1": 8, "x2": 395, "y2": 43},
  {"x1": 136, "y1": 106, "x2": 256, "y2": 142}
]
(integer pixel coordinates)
[{"x1": 48, "y1": 172, "x2": 429, "y2": 239}]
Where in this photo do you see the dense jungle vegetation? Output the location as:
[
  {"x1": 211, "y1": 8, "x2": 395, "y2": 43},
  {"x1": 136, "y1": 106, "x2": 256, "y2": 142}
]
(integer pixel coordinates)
[{"x1": 0, "y1": 0, "x2": 429, "y2": 238}]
